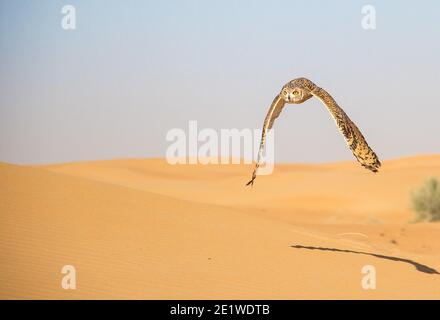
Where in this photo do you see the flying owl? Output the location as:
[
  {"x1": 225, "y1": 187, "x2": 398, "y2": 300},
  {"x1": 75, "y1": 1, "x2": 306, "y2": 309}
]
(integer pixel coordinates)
[{"x1": 246, "y1": 77, "x2": 381, "y2": 186}]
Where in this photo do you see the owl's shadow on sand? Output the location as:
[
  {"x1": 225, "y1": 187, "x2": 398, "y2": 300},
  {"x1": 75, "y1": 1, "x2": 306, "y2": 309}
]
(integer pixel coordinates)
[{"x1": 291, "y1": 244, "x2": 439, "y2": 275}]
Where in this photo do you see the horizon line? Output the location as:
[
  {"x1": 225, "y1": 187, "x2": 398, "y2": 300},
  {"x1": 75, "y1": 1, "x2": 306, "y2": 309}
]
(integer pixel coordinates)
[{"x1": 2, "y1": 153, "x2": 439, "y2": 167}]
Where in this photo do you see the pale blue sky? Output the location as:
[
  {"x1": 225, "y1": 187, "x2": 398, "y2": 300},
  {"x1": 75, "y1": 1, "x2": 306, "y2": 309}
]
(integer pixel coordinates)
[{"x1": 1, "y1": 0, "x2": 439, "y2": 164}]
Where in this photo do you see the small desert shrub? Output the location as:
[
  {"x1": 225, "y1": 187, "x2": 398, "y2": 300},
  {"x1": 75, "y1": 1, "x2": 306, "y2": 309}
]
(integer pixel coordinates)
[{"x1": 411, "y1": 177, "x2": 440, "y2": 222}]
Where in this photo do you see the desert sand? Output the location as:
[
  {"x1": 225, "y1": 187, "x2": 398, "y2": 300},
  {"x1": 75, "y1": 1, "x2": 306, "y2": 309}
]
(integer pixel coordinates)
[{"x1": 1, "y1": 155, "x2": 440, "y2": 299}]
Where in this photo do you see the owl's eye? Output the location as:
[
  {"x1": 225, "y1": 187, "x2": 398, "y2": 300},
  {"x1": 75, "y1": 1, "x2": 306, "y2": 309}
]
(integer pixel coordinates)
[
  {"x1": 293, "y1": 90, "x2": 300, "y2": 96},
  {"x1": 283, "y1": 90, "x2": 288, "y2": 95}
]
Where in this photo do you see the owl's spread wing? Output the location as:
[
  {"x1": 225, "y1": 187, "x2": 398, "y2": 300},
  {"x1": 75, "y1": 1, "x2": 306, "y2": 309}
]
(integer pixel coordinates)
[
  {"x1": 312, "y1": 87, "x2": 381, "y2": 172},
  {"x1": 246, "y1": 94, "x2": 285, "y2": 186}
]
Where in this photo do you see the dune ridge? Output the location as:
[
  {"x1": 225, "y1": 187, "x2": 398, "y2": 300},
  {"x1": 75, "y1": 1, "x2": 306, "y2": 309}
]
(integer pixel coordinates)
[{"x1": 1, "y1": 155, "x2": 440, "y2": 299}]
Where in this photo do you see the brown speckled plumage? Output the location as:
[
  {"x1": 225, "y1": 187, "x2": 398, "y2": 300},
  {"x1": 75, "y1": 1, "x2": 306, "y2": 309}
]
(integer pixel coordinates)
[{"x1": 246, "y1": 77, "x2": 381, "y2": 186}]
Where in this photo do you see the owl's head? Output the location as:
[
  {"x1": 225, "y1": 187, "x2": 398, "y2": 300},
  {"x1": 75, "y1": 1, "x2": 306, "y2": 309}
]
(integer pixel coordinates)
[
  {"x1": 280, "y1": 78, "x2": 315, "y2": 104},
  {"x1": 280, "y1": 85, "x2": 313, "y2": 104}
]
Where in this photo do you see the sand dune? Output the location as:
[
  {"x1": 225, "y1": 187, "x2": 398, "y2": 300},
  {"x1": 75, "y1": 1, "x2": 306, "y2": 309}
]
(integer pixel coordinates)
[{"x1": 1, "y1": 155, "x2": 440, "y2": 299}]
